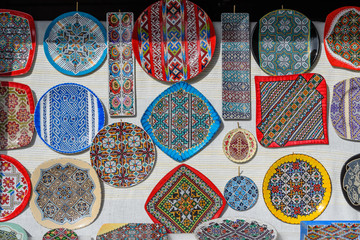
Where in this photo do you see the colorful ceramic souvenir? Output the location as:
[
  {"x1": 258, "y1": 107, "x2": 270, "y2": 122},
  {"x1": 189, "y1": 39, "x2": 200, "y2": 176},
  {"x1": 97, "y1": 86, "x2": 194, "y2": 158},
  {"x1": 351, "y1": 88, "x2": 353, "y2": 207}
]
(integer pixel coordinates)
[
  {"x1": 331, "y1": 77, "x2": 360, "y2": 141},
  {"x1": 263, "y1": 154, "x2": 331, "y2": 224},
  {"x1": 43, "y1": 228, "x2": 78, "y2": 240},
  {"x1": 96, "y1": 223, "x2": 168, "y2": 240},
  {"x1": 0, "y1": 81, "x2": 35, "y2": 150},
  {"x1": 0, "y1": 222, "x2": 28, "y2": 239},
  {"x1": 34, "y1": 83, "x2": 105, "y2": 154},
  {"x1": 145, "y1": 164, "x2": 225, "y2": 233},
  {"x1": 132, "y1": 0, "x2": 216, "y2": 82},
  {"x1": 141, "y1": 82, "x2": 221, "y2": 162},
  {"x1": 107, "y1": 12, "x2": 136, "y2": 116},
  {"x1": 300, "y1": 221, "x2": 360, "y2": 240},
  {"x1": 252, "y1": 9, "x2": 320, "y2": 76},
  {"x1": 30, "y1": 158, "x2": 102, "y2": 229},
  {"x1": 194, "y1": 218, "x2": 277, "y2": 240},
  {"x1": 44, "y1": 11, "x2": 107, "y2": 76},
  {"x1": 324, "y1": 7, "x2": 360, "y2": 70},
  {"x1": 221, "y1": 13, "x2": 251, "y2": 120},
  {"x1": 222, "y1": 127, "x2": 256, "y2": 163},
  {"x1": 341, "y1": 154, "x2": 360, "y2": 211},
  {"x1": 90, "y1": 122, "x2": 156, "y2": 188},
  {"x1": 0, "y1": 9, "x2": 36, "y2": 76},
  {"x1": 0, "y1": 155, "x2": 31, "y2": 222},
  {"x1": 255, "y1": 73, "x2": 328, "y2": 148}
]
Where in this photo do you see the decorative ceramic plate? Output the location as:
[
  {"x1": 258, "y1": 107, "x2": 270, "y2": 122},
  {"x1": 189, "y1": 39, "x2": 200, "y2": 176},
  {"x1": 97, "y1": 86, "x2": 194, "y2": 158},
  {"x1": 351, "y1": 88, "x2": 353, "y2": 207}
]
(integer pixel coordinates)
[
  {"x1": 0, "y1": 222, "x2": 28, "y2": 239},
  {"x1": 141, "y1": 82, "x2": 221, "y2": 162},
  {"x1": 96, "y1": 223, "x2": 168, "y2": 240},
  {"x1": 224, "y1": 175, "x2": 258, "y2": 211},
  {"x1": 0, "y1": 81, "x2": 35, "y2": 150},
  {"x1": 145, "y1": 164, "x2": 226, "y2": 233},
  {"x1": 132, "y1": 0, "x2": 216, "y2": 82},
  {"x1": 44, "y1": 11, "x2": 107, "y2": 76},
  {"x1": 255, "y1": 73, "x2": 328, "y2": 148},
  {"x1": 0, "y1": 9, "x2": 36, "y2": 76},
  {"x1": 43, "y1": 228, "x2": 78, "y2": 240},
  {"x1": 90, "y1": 122, "x2": 156, "y2": 188},
  {"x1": 34, "y1": 83, "x2": 105, "y2": 154},
  {"x1": 252, "y1": 9, "x2": 320, "y2": 76},
  {"x1": 194, "y1": 217, "x2": 277, "y2": 240},
  {"x1": 324, "y1": 7, "x2": 360, "y2": 70},
  {"x1": 300, "y1": 221, "x2": 360, "y2": 240},
  {"x1": 341, "y1": 154, "x2": 360, "y2": 211},
  {"x1": 30, "y1": 158, "x2": 102, "y2": 229},
  {"x1": 222, "y1": 128, "x2": 257, "y2": 163},
  {"x1": 331, "y1": 77, "x2": 360, "y2": 141},
  {"x1": 263, "y1": 154, "x2": 331, "y2": 224}
]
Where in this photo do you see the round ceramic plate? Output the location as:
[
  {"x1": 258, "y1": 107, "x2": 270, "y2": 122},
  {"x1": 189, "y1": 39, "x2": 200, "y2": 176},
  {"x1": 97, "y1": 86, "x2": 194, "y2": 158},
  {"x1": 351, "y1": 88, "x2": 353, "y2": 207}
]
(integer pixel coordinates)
[
  {"x1": 43, "y1": 228, "x2": 78, "y2": 240},
  {"x1": 251, "y1": 9, "x2": 320, "y2": 76},
  {"x1": 222, "y1": 128, "x2": 257, "y2": 163},
  {"x1": 132, "y1": 0, "x2": 216, "y2": 82},
  {"x1": 34, "y1": 83, "x2": 105, "y2": 154},
  {"x1": 0, "y1": 155, "x2": 31, "y2": 222},
  {"x1": 30, "y1": 158, "x2": 102, "y2": 229},
  {"x1": 0, "y1": 222, "x2": 28, "y2": 240},
  {"x1": 341, "y1": 154, "x2": 360, "y2": 211},
  {"x1": 44, "y1": 11, "x2": 107, "y2": 76},
  {"x1": 263, "y1": 154, "x2": 331, "y2": 224},
  {"x1": 90, "y1": 122, "x2": 156, "y2": 188}
]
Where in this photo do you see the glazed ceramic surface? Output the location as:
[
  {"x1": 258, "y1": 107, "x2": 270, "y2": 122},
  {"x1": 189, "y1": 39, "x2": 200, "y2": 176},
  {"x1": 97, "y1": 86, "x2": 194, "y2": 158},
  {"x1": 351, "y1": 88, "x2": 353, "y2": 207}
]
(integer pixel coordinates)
[
  {"x1": 42, "y1": 228, "x2": 78, "y2": 240},
  {"x1": 300, "y1": 221, "x2": 360, "y2": 240},
  {"x1": 0, "y1": 222, "x2": 28, "y2": 240},
  {"x1": 341, "y1": 154, "x2": 360, "y2": 211}
]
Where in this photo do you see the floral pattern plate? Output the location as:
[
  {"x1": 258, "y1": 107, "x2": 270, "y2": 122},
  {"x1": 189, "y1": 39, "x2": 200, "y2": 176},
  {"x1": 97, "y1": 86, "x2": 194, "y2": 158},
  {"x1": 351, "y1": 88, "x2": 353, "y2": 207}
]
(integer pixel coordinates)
[
  {"x1": 0, "y1": 222, "x2": 28, "y2": 240},
  {"x1": 341, "y1": 153, "x2": 360, "y2": 211}
]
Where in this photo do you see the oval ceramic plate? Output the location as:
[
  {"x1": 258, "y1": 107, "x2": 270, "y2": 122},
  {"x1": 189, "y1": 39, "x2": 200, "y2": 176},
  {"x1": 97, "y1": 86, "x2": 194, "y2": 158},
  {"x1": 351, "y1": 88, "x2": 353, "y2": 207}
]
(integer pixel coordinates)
[
  {"x1": 96, "y1": 223, "x2": 168, "y2": 239},
  {"x1": 30, "y1": 158, "x2": 102, "y2": 229},
  {"x1": 90, "y1": 122, "x2": 156, "y2": 188},
  {"x1": 0, "y1": 222, "x2": 28, "y2": 240},
  {"x1": 0, "y1": 155, "x2": 31, "y2": 222},
  {"x1": 263, "y1": 154, "x2": 331, "y2": 224},
  {"x1": 252, "y1": 9, "x2": 320, "y2": 76},
  {"x1": 341, "y1": 154, "x2": 360, "y2": 211},
  {"x1": 43, "y1": 228, "x2": 78, "y2": 240},
  {"x1": 132, "y1": 0, "x2": 216, "y2": 82},
  {"x1": 34, "y1": 83, "x2": 105, "y2": 154}
]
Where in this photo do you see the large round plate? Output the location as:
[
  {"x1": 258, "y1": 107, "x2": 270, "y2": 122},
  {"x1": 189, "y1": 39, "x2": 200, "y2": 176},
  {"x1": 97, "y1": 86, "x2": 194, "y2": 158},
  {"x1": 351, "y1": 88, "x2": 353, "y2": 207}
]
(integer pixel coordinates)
[
  {"x1": 90, "y1": 122, "x2": 156, "y2": 188},
  {"x1": 34, "y1": 83, "x2": 105, "y2": 154},
  {"x1": 0, "y1": 222, "x2": 28, "y2": 239},
  {"x1": 30, "y1": 158, "x2": 102, "y2": 229},
  {"x1": 132, "y1": 0, "x2": 216, "y2": 82},
  {"x1": 263, "y1": 154, "x2": 331, "y2": 224},
  {"x1": 251, "y1": 9, "x2": 320, "y2": 76},
  {"x1": 341, "y1": 154, "x2": 360, "y2": 211}
]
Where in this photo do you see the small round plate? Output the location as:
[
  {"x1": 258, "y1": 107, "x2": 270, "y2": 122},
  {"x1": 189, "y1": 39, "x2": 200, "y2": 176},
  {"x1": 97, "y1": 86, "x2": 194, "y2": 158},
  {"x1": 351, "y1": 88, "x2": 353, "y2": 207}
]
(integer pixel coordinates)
[
  {"x1": 263, "y1": 154, "x2": 331, "y2": 224},
  {"x1": 90, "y1": 122, "x2": 156, "y2": 188},
  {"x1": 43, "y1": 228, "x2": 78, "y2": 240},
  {"x1": 0, "y1": 222, "x2": 28, "y2": 240},
  {"x1": 341, "y1": 154, "x2": 360, "y2": 211},
  {"x1": 223, "y1": 128, "x2": 257, "y2": 163},
  {"x1": 224, "y1": 175, "x2": 258, "y2": 211},
  {"x1": 30, "y1": 158, "x2": 102, "y2": 229}
]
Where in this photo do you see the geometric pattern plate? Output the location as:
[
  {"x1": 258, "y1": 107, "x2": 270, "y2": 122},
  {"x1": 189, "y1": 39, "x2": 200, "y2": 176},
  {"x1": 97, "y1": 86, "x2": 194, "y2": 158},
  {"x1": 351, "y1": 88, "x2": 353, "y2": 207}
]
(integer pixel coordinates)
[
  {"x1": 0, "y1": 81, "x2": 35, "y2": 150},
  {"x1": 141, "y1": 82, "x2": 221, "y2": 162},
  {"x1": 145, "y1": 164, "x2": 226, "y2": 233},
  {"x1": 255, "y1": 73, "x2": 328, "y2": 148},
  {"x1": 194, "y1": 217, "x2": 277, "y2": 240},
  {"x1": 42, "y1": 228, "x2": 78, "y2": 240},
  {"x1": 222, "y1": 127, "x2": 257, "y2": 163},
  {"x1": 0, "y1": 9, "x2": 36, "y2": 76},
  {"x1": 300, "y1": 221, "x2": 360, "y2": 240},
  {"x1": 0, "y1": 155, "x2": 31, "y2": 222},
  {"x1": 324, "y1": 7, "x2": 360, "y2": 71},
  {"x1": 341, "y1": 153, "x2": 360, "y2": 211},
  {"x1": 34, "y1": 83, "x2": 105, "y2": 154},
  {"x1": 0, "y1": 222, "x2": 28, "y2": 240},
  {"x1": 90, "y1": 122, "x2": 156, "y2": 188},
  {"x1": 263, "y1": 154, "x2": 331, "y2": 224},
  {"x1": 44, "y1": 11, "x2": 107, "y2": 76},
  {"x1": 29, "y1": 158, "x2": 102, "y2": 230},
  {"x1": 132, "y1": 0, "x2": 216, "y2": 82},
  {"x1": 96, "y1": 223, "x2": 168, "y2": 240},
  {"x1": 331, "y1": 77, "x2": 360, "y2": 141}
]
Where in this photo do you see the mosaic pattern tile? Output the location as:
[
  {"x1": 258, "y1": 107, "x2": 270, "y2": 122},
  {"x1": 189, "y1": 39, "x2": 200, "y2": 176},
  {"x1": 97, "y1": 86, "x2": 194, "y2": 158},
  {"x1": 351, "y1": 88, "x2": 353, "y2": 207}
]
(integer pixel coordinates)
[
  {"x1": 300, "y1": 221, "x2": 360, "y2": 240},
  {"x1": 43, "y1": 228, "x2": 78, "y2": 240}
]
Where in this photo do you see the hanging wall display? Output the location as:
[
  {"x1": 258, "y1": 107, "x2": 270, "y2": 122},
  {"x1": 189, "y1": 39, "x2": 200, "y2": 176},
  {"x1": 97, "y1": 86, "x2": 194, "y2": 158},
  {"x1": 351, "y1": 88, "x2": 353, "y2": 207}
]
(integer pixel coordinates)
[
  {"x1": 132, "y1": 0, "x2": 216, "y2": 82},
  {"x1": 34, "y1": 83, "x2": 105, "y2": 154},
  {"x1": 0, "y1": 222, "x2": 28, "y2": 240},
  {"x1": 255, "y1": 73, "x2": 328, "y2": 147},
  {"x1": 221, "y1": 13, "x2": 251, "y2": 120},
  {"x1": 252, "y1": 9, "x2": 320, "y2": 76},
  {"x1": 340, "y1": 154, "x2": 360, "y2": 211},
  {"x1": 43, "y1": 11, "x2": 107, "y2": 76},
  {"x1": 263, "y1": 154, "x2": 331, "y2": 224},
  {"x1": 0, "y1": 81, "x2": 35, "y2": 150},
  {"x1": 107, "y1": 12, "x2": 136, "y2": 116},
  {"x1": 0, "y1": 9, "x2": 36, "y2": 76},
  {"x1": 42, "y1": 228, "x2": 78, "y2": 240},
  {"x1": 324, "y1": 7, "x2": 360, "y2": 71},
  {"x1": 145, "y1": 164, "x2": 225, "y2": 233},
  {"x1": 141, "y1": 82, "x2": 221, "y2": 162},
  {"x1": 300, "y1": 221, "x2": 360, "y2": 240}
]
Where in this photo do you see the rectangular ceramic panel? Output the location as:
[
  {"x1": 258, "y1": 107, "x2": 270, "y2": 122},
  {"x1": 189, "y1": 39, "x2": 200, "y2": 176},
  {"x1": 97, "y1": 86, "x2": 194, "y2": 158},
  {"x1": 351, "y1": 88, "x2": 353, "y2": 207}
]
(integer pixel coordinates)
[{"x1": 300, "y1": 221, "x2": 360, "y2": 240}]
